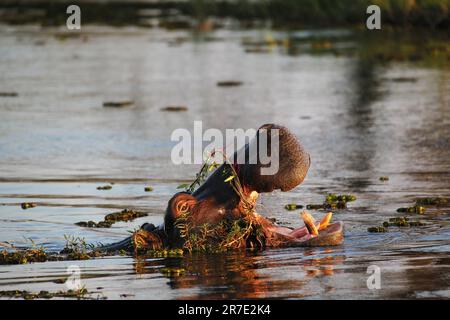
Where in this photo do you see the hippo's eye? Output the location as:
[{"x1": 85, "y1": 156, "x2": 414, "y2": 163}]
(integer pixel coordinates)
[{"x1": 177, "y1": 201, "x2": 190, "y2": 215}]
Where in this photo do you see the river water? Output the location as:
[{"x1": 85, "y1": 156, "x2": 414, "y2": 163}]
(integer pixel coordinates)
[{"x1": 0, "y1": 25, "x2": 449, "y2": 299}]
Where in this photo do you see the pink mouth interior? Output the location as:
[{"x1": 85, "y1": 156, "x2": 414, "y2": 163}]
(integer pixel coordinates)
[{"x1": 274, "y1": 222, "x2": 341, "y2": 242}]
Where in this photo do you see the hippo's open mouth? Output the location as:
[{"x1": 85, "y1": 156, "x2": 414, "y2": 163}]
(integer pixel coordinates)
[
  {"x1": 271, "y1": 215, "x2": 344, "y2": 247},
  {"x1": 100, "y1": 124, "x2": 344, "y2": 253}
]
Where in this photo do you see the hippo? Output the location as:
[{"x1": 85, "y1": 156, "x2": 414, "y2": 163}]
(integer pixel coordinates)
[{"x1": 101, "y1": 124, "x2": 343, "y2": 253}]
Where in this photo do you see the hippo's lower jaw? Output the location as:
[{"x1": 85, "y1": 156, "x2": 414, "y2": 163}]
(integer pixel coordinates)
[{"x1": 270, "y1": 221, "x2": 344, "y2": 247}]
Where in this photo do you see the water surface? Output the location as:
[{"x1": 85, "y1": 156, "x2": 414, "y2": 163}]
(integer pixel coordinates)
[{"x1": 0, "y1": 25, "x2": 449, "y2": 299}]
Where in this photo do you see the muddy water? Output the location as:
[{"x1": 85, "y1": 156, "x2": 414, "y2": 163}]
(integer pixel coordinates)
[{"x1": 0, "y1": 26, "x2": 449, "y2": 299}]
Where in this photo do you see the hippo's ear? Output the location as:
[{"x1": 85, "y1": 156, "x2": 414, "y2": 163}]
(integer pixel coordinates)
[{"x1": 167, "y1": 192, "x2": 198, "y2": 219}]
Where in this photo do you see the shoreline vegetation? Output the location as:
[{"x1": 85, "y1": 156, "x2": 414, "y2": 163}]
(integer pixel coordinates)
[{"x1": 0, "y1": 0, "x2": 449, "y2": 30}]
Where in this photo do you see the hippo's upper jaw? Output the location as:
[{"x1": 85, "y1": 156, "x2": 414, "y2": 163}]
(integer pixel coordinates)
[{"x1": 233, "y1": 123, "x2": 311, "y2": 193}]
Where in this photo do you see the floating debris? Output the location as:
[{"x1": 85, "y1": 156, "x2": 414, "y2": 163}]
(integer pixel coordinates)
[
  {"x1": 368, "y1": 226, "x2": 388, "y2": 233},
  {"x1": 75, "y1": 221, "x2": 113, "y2": 228},
  {"x1": 104, "y1": 209, "x2": 148, "y2": 222},
  {"x1": 409, "y1": 221, "x2": 426, "y2": 227},
  {"x1": 103, "y1": 101, "x2": 134, "y2": 108},
  {"x1": 1, "y1": 236, "x2": 103, "y2": 265},
  {"x1": 397, "y1": 205, "x2": 426, "y2": 214},
  {"x1": 284, "y1": 203, "x2": 303, "y2": 211},
  {"x1": 97, "y1": 185, "x2": 112, "y2": 190},
  {"x1": 217, "y1": 81, "x2": 243, "y2": 87},
  {"x1": 21, "y1": 202, "x2": 36, "y2": 210},
  {"x1": 0, "y1": 248, "x2": 47, "y2": 265},
  {"x1": 144, "y1": 186, "x2": 153, "y2": 192},
  {"x1": 371, "y1": 216, "x2": 427, "y2": 232},
  {"x1": 379, "y1": 176, "x2": 389, "y2": 181},
  {"x1": 245, "y1": 47, "x2": 270, "y2": 54},
  {"x1": 389, "y1": 77, "x2": 417, "y2": 83},
  {"x1": 306, "y1": 204, "x2": 325, "y2": 210},
  {"x1": 160, "y1": 106, "x2": 188, "y2": 112},
  {"x1": 76, "y1": 209, "x2": 148, "y2": 229},
  {"x1": 325, "y1": 194, "x2": 356, "y2": 204},
  {"x1": 307, "y1": 193, "x2": 357, "y2": 211},
  {"x1": 386, "y1": 217, "x2": 410, "y2": 227},
  {"x1": 0, "y1": 92, "x2": 18, "y2": 97},
  {"x1": 415, "y1": 197, "x2": 448, "y2": 206},
  {"x1": 0, "y1": 288, "x2": 89, "y2": 300}
]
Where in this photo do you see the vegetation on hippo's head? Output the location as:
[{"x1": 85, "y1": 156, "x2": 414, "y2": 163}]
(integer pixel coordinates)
[
  {"x1": 175, "y1": 212, "x2": 266, "y2": 253},
  {"x1": 177, "y1": 154, "x2": 220, "y2": 193},
  {"x1": 173, "y1": 155, "x2": 269, "y2": 253}
]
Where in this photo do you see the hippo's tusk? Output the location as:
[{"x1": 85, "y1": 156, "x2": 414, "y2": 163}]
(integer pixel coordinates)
[
  {"x1": 301, "y1": 211, "x2": 319, "y2": 236},
  {"x1": 319, "y1": 212, "x2": 333, "y2": 230}
]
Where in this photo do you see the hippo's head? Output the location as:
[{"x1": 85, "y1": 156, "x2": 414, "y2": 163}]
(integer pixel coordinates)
[{"x1": 104, "y1": 124, "x2": 342, "y2": 253}]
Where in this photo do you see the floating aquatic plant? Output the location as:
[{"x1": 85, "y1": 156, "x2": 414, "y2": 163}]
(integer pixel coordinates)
[
  {"x1": 415, "y1": 197, "x2": 448, "y2": 206},
  {"x1": 397, "y1": 205, "x2": 426, "y2": 214},
  {"x1": 0, "y1": 288, "x2": 91, "y2": 300},
  {"x1": 75, "y1": 209, "x2": 148, "y2": 228},
  {"x1": 21, "y1": 202, "x2": 36, "y2": 210},
  {"x1": 284, "y1": 204, "x2": 303, "y2": 211},
  {"x1": 307, "y1": 193, "x2": 357, "y2": 211}
]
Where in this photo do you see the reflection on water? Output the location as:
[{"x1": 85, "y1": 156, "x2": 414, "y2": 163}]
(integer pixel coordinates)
[{"x1": 0, "y1": 25, "x2": 449, "y2": 299}]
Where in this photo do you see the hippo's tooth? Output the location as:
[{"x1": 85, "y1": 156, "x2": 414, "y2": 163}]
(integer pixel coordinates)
[
  {"x1": 319, "y1": 212, "x2": 333, "y2": 230},
  {"x1": 249, "y1": 191, "x2": 259, "y2": 201},
  {"x1": 301, "y1": 211, "x2": 319, "y2": 236}
]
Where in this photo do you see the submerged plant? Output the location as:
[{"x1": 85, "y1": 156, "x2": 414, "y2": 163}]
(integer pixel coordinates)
[{"x1": 61, "y1": 235, "x2": 94, "y2": 260}]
